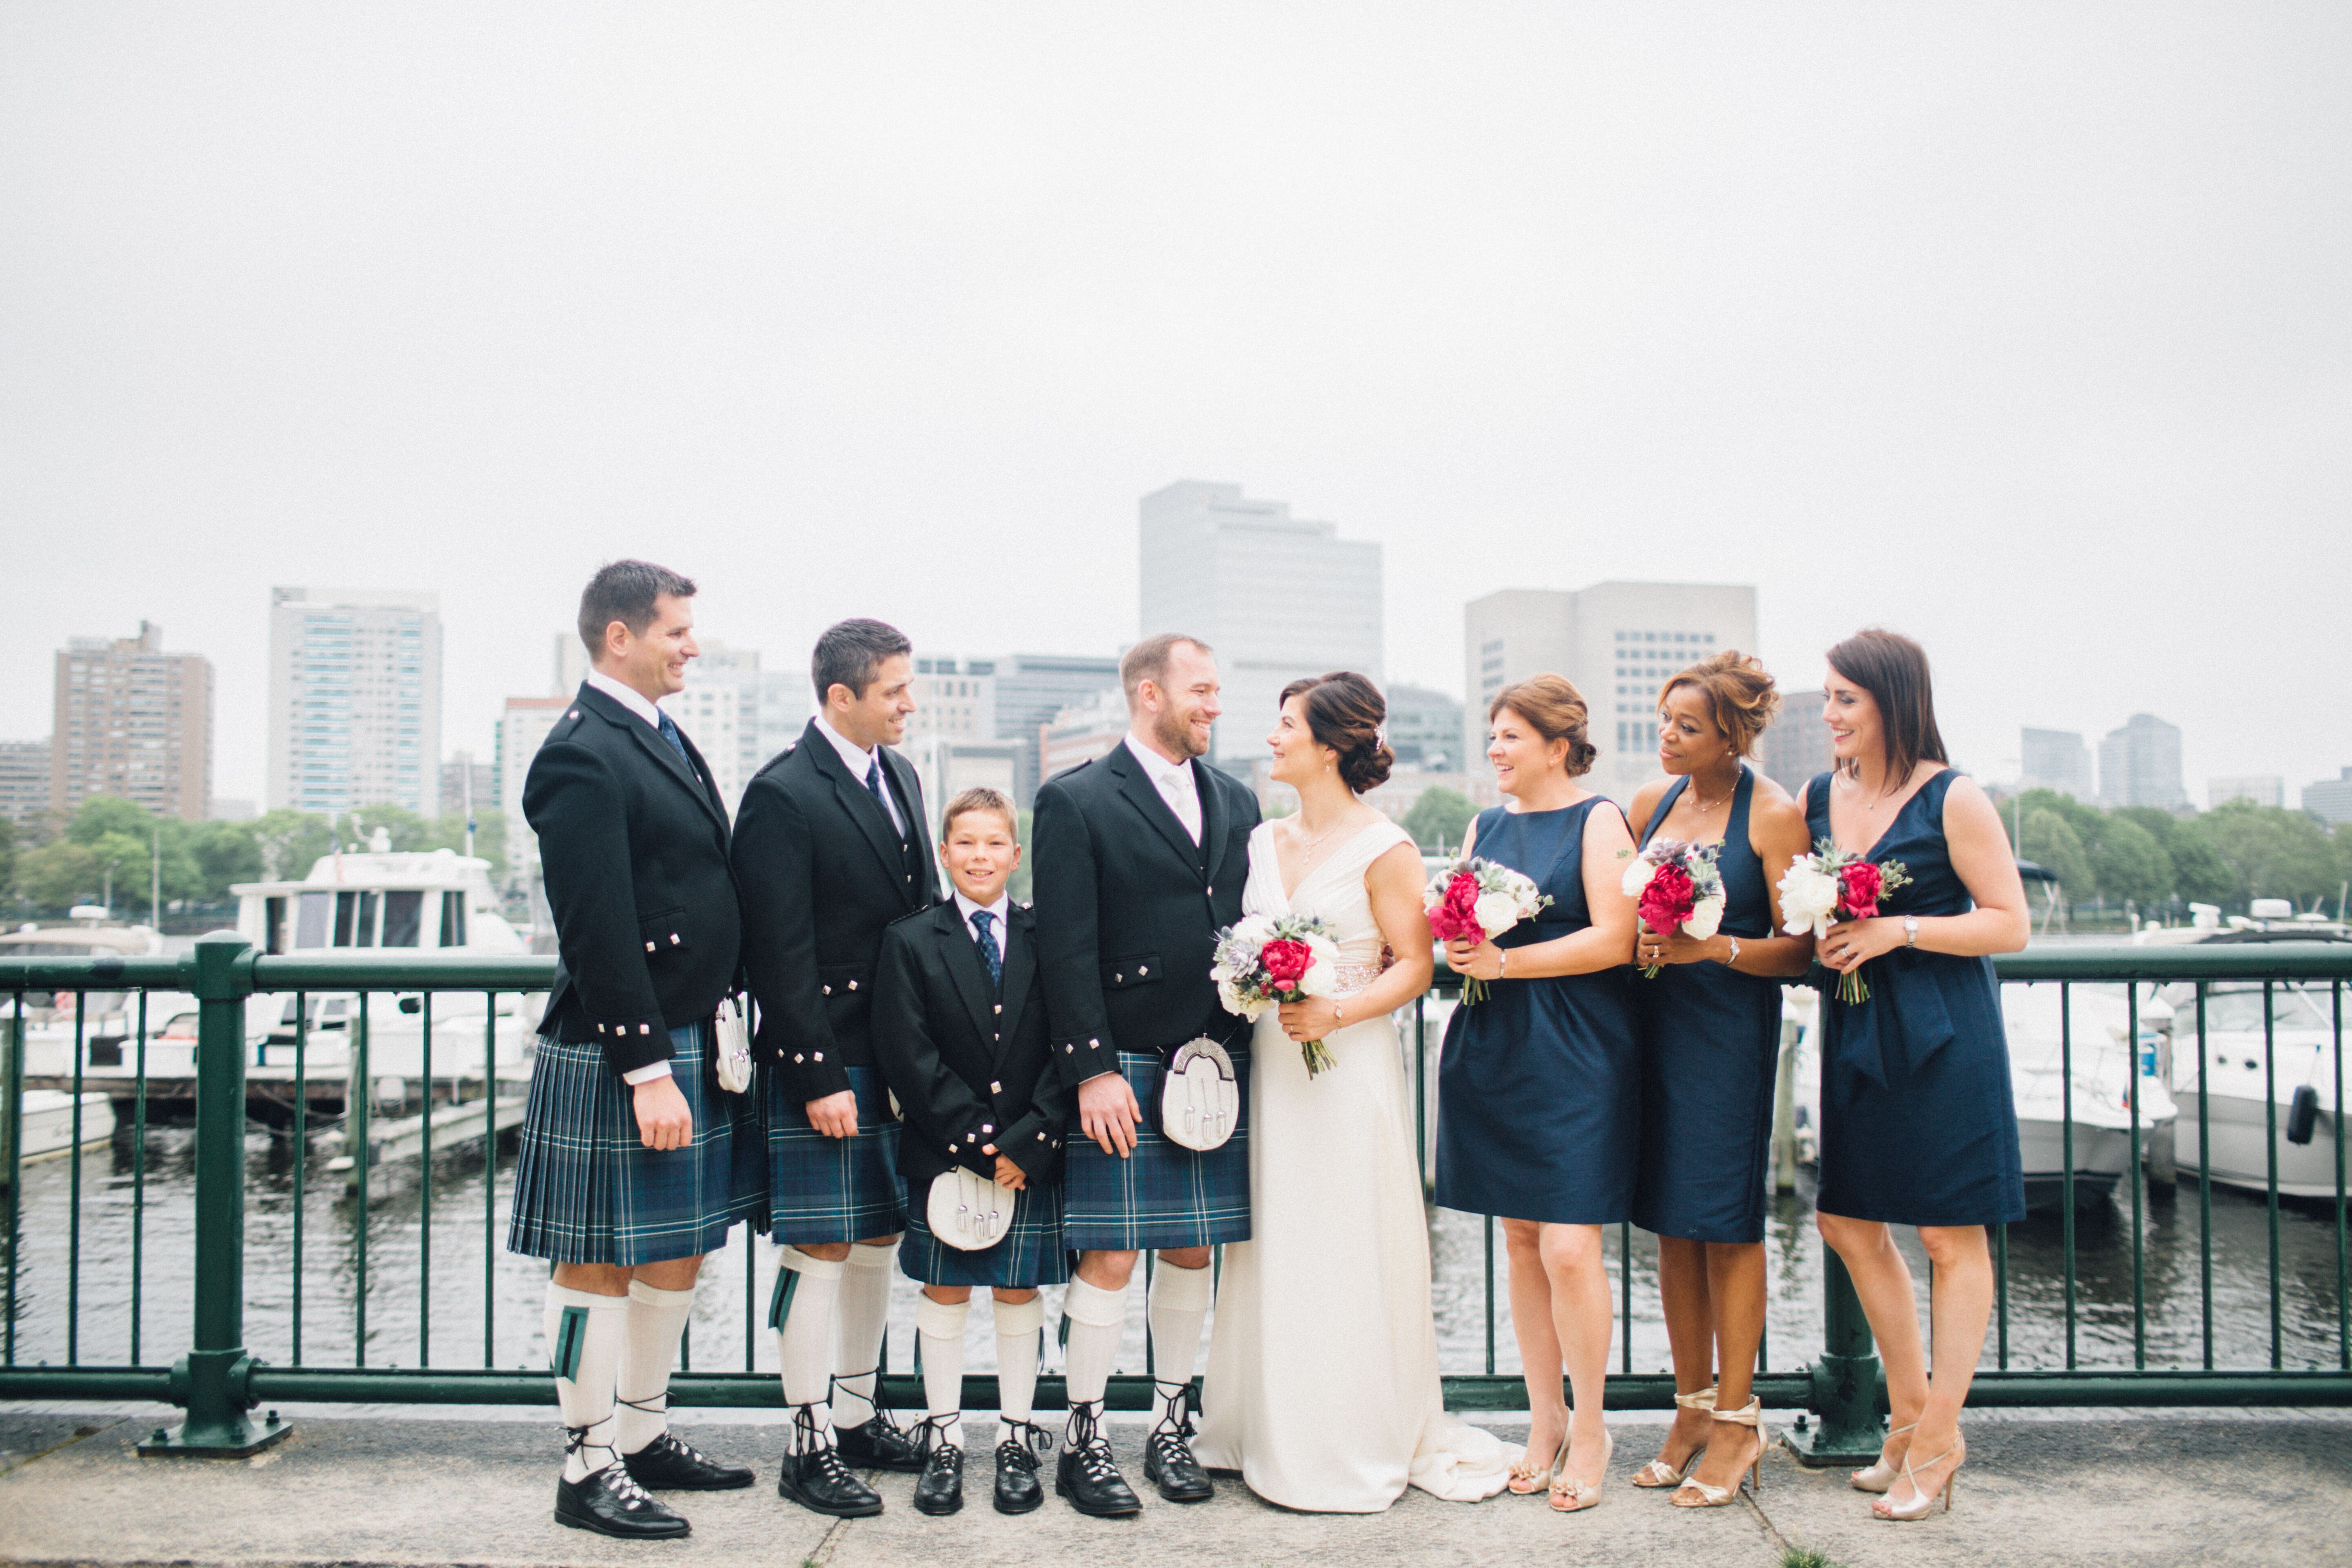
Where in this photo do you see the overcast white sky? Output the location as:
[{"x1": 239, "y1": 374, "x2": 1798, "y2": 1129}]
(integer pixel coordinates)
[{"x1": 4, "y1": 3, "x2": 2346, "y2": 806}]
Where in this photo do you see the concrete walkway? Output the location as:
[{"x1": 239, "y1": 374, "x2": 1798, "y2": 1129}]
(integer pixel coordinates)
[{"x1": 3, "y1": 1406, "x2": 2348, "y2": 1568}]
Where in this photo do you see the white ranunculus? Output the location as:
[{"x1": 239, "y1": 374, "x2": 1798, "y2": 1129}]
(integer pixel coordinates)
[
  {"x1": 1778, "y1": 864, "x2": 1840, "y2": 938},
  {"x1": 1232, "y1": 914, "x2": 1277, "y2": 948},
  {"x1": 1685, "y1": 893, "x2": 1726, "y2": 941},
  {"x1": 1621, "y1": 857, "x2": 1658, "y2": 898},
  {"x1": 1472, "y1": 890, "x2": 1522, "y2": 939}
]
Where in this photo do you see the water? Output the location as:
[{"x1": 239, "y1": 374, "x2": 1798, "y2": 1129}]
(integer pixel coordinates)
[{"x1": 7, "y1": 1113, "x2": 2345, "y2": 1382}]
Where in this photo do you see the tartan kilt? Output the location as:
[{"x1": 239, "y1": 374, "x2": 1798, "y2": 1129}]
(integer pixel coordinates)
[
  {"x1": 1061, "y1": 1046, "x2": 1251, "y2": 1252},
  {"x1": 506, "y1": 1023, "x2": 763, "y2": 1266},
  {"x1": 760, "y1": 1063, "x2": 908, "y2": 1244},
  {"x1": 900, "y1": 1178, "x2": 1069, "y2": 1288}
]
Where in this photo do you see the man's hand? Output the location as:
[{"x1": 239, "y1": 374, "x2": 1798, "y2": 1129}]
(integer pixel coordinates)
[
  {"x1": 631, "y1": 1076, "x2": 694, "y2": 1151},
  {"x1": 992, "y1": 1154, "x2": 1027, "y2": 1191},
  {"x1": 1077, "y1": 1071, "x2": 1140, "y2": 1159},
  {"x1": 805, "y1": 1090, "x2": 861, "y2": 1139}
]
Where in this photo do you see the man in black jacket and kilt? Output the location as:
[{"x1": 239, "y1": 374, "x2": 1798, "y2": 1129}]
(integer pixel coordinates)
[
  {"x1": 507, "y1": 561, "x2": 763, "y2": 1540},
  {"x1": 734, "y1": 618, "x2": 935, "y2": 1517},
  {"x1": 1030, "y1": 632, "x2": 1260, "y2": 1515}
]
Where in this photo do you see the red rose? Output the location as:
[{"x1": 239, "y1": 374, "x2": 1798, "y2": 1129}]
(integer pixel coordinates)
[
  {"x1": 1261, "y1": 938, "x2": 1314, "y2": 992},
  {"x1": 1838, "y1": 861, "x2": 1883, "y2": 920},
  {"x1": 1637, "y1": 861, "x2": 1698, "y2": 937}
]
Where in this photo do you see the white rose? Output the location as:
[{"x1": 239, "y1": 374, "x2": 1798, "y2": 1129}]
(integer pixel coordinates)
[
  {"x1": 1684, "y1": 894, "x2": 1725, "y2": 940},
  {"x1": 1777, "y1": 864, "x2": 1840, "y2": 938},
  {"x1": 1472, "y1": 890, "x2": 1521, "y2": 938},
  {"x1": 1621, "y1": 857, "x2": 1657, "y2": 898},
  {"x1": 1233, "y1": 914, "x2": 1276, "y2": 947}
]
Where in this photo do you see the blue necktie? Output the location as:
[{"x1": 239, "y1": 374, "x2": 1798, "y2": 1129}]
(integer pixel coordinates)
[
  {"x1": 656, "y1": 710, "x2": 690, "y2": 764},
  {"x1": 970, "y1": 909, "x2": 1002, "y2": 988},
  {"x1": 864, "y1": 756, "x2": 897, "y2": 830}
]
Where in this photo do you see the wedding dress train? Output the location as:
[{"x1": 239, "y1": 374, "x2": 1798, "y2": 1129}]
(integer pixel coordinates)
[{"x1": 1194, "y1": 818, "x2": 1509, "y2": 1511}]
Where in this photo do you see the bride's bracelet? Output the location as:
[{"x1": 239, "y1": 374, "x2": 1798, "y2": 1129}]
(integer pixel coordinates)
[{"x1": 1498, "y1": 949, "x2": 1509, "y2": 980}]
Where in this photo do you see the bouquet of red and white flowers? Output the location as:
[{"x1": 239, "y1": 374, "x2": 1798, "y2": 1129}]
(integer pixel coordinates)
[
  {"x1": 1777, "y1": 838, "x2": 1913, "y2": 1003},
  {"x1": 1212, "y1": 913, "x2": 1344, "y2": 1076},
  {"x1": 1618, "y1": 839, "x2": 1727, "y2": 978},
  {"x1": 1425, "y1": 858, "x2": 1554, "y2": 1006}
]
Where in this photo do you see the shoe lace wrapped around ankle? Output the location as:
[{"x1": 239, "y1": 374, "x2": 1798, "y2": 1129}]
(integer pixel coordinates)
[
  {"x1": 1150, "y1": 1379, "x2": 1199, "y2": 1442},
  {"x1": 1065, "y1": 1405, "x2": 1120, "y2": 1479},
  {"x1": 788, "y1": 1401, "x2": 863, "y2": 1487},
  {"x1": 997, "y1": 1422, "x2": 1053, "y2": 1472},
  {"x1": 828, "y1": 1367, "x2": 899, "y2": 1434},
  {"x1": 915, "y1": 1414, "x2": 964, "y2": 1470}
]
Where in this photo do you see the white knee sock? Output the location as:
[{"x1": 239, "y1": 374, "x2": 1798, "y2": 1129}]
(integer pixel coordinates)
[
  {"x1": 546, "y1": 1283, "x2": 630, "y2": 1481},
  {"x1": 1147, "y1": 1260, "x2": 1214, "y2": 1433},
  {"x1": 832, "y1": 1241, "x2": 899, "y2": 1432},
  {"x1": 774, "y1": 1247, "x2": 844, "y2": 1451},
  {"x1": 1061, "y1": 1276, "x2": 1127, "y2": 1425},
  {"x1": 915, "y1": 1293, "x2": 970, "y2": 1451},
  {"x1": 614, "y1": 1278, "x2": 695, "y2": 1456},
  {"x1": 993, "y1": 1294, "x2": 1045, "y2": 1447}
]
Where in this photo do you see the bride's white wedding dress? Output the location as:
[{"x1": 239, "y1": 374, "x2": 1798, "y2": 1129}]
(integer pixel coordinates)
[{"x1": 1194, "y1": 817, "x2": 1510, "y2": 1512}]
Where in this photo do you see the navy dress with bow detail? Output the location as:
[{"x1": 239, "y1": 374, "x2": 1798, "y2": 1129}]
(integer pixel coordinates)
[{"x1": 1805, "y1": 768, "x2": 2026, "y2": 1227}]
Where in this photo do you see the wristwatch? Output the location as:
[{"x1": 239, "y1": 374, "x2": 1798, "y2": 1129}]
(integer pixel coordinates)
[{"x1": 1903, "y1": 915, "x2": 1920, "y2": 948}]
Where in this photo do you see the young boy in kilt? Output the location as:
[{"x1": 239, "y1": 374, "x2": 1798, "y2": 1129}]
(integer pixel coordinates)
[
  {"x1": 507, "y1": 561, "x2": 763, "y2": 1540},
  {"x1": 734, "y1": 619, "x2": 935, "y2": 1517},
  {"x1": 871, "y1": 788, "x2": 1071, "y2": 1517}
]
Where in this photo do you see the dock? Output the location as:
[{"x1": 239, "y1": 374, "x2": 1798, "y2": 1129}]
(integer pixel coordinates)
[{"x1": 325, "y1": 1094, "x2": 529, "y2": 1190}]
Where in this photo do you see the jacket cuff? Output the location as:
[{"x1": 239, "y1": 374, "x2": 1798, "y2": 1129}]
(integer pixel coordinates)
[
  {"x1": 780, "y1": 1052, "x2": 854, "y2": 1107},
  {"x1": 1055, "y1": 1030, "x2": 1118, "y2": 1089},
  {"x1": 594, "y1": 1014, "x2": 675, "y2": 1077},
  {"x1": 998, "y1": 1113, "x2": 1062, "y2": 1178}
]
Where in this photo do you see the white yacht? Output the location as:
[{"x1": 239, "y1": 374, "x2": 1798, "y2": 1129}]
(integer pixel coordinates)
[{"x1": 2, "y1": 910, "x2": 178, "y2": 1082}]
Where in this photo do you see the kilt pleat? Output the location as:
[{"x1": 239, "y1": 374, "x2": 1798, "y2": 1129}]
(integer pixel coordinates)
[
  {"x1": 1061, "y1": 1047, "x2": 1251, "y2": 1252},
  {"x1": 900, "y1": 1178, "x2": 1068, "y2": 1288},
  {"x1": 760, "y1": 1063, "x2": 908, "y2": 1244},
  {"x1": 507, "y1": 1023, "x2": 761, "y2": 1265}
]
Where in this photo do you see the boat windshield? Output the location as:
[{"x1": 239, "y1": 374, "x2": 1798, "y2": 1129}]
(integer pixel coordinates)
[{"x1": 2201, "y1": 986, "x2": 2335, "y2": 1034}]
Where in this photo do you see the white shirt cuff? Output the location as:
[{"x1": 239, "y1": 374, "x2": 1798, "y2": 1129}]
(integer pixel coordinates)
[{"x1": 621, "y1": 1061, "x2": 674, "y2": 1085}]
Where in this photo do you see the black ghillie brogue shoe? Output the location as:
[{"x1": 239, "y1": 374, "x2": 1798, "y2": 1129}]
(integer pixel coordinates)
[
  {"x1": 1141, "y1": 1382, "x2": 1215, "y2": 1503},
  {"x1": 623, "y1": 1431, "x2": 755, "y2": 1491},
  {"x1": 1055, "y1": 1403, "x2": 1142, "y2": 1517},
  {"x1": 994, "y1": 1423, "x2": 1053, "y2": 1515},
  {"x1": 912, "y1": 1419, "x2": 965, "y2": 1517},
  {"x1": 556, "y1": 1464, "x2": 692, "y2": 1539},
  {"x1": 831, "y1": 1373, "x2": 927, "y2": 1472},
  {"x1": 774, "y1": 1405, "x2": 884, "y2": 1519}
]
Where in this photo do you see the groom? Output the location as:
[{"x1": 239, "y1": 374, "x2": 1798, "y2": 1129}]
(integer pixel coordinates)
[{"x1": 1031, "y1": 632, "x2": 1260, "y2": 1515}]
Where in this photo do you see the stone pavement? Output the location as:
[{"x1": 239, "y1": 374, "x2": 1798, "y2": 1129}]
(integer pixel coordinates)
[{"x1": 2, "y1": 1406, "x2": 2348, "y2": 1568}]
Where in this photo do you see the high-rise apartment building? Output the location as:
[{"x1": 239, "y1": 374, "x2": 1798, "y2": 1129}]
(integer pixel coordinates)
[
  {"x1": 0, "y1": 739, "x2": 53, "y2": 827},
  {"x1": 1462, "y1": 582, "x2": 1758, "y2": 802},
  {"x1": 497, "y1": 696, "x2": 571, "y2": 891},
  {"x1": 1138, "y1": 481, "x2": 1383, "y2": 765},
  {"x1": 2208, "y1": 775, "x2": 2284, "y2": 810},
  {"x1": 2098, "y1": 713, "x2": 2187, "y2": 810},
  {"x1": 1385, "y1": 684, "x2": 1466, "y2": 772},
  {"x1": 51, "y1": 621, "x2": 213, "y2": 821},
  {"x1": 2303, "y1": 768, "x2": 2352, "y2": 826},
  {"x1": 992, "y1": 653, "x2": 1123, "y2": 803},
  {"x1": 2021, "y1": 728, "x2": 2093, "y2": 800},
  {"x1": 662, "y1": 640, "x2": 767, "y2": 810},
  {"x1": 1759, "y1": 691, "x2": 1834, "y2": 795},
  {"x1": 267, "y1": 589, "x2": 441, "y2": 815}
]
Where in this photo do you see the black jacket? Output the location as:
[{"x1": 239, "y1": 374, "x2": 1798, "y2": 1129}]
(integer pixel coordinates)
[
  {"x1": 733, "y1": 719, "x2": 936, "y2": 1105},
  {"x1": 525, "y1": 682, "x2": 741, "y2": 1076},
  {"x1": 871, "y1": 899, "x2": 1068, "y2": 1186},
  {"x1": 1029, "y1": 740, "x2": 1259, "y2": 1091}
]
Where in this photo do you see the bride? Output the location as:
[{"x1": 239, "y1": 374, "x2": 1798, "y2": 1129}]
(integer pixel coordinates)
[{"x1": 1195, "y1": 672, "x2": 1510, "y2": 1511}]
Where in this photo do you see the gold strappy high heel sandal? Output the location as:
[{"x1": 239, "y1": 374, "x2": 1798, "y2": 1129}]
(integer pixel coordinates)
[
  {"x1": 1849, "y1": 1421, "x2": 1918, "y2": 1493},
  {"x1": 1669, "y1": 1398, "x2": 1764, "y2": 1508},
  {"x1": 1632, "y1": 1387, "x2": 1715, "y2": 1488},
  {"x1": 1548, "y1": 1428, "x2": 1613, "y2": 1514},
  {"x1": 1872, "y1": 1436, "x2": 1962, "y2": 1521},
  {"x1": 1507, "y1": 1431, "x2": 1567, "y2": 1495}
]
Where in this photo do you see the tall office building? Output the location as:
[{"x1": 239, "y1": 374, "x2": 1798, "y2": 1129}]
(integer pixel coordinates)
[
  {"x1": 496, "y1": 696, "x2": 571, "y2": 891},
  {"x1": 1385, "y1": 684, "x2": 1466, "y2": 771},
  {"x1": 993, "y1": 653, "x2": 1123, "y2": 803},
  {"x1": 1138, "y1": 481, "x2": 1383, "y2": 766},
  {"x1": 2021, "y1": 728, "x2": 2093, "y2": 799},
  {"x1": 909, "y1": 657, "x2": 998, "y2": 743},
  {"x1": 1040, "y1": 690, "x2": 1131, "y2": 782},
  {"x1": 51, "y1": 621, "x2": 214, "y2": 821},
  {"x1": 662, "y1": 640, "x2": 767, "y2": 810},
  {"x1": 2208, "y1": 775, "x2": 2284, "y2": 810},
  {"x1": 2098, "y1": 713, "x2": 2187, "y2": 810},
  {"x1": 0, "y1": 739, "x2": 53, "y2": 827},
  {"x1": 1462, "y1": 582, "x2": 1758, "y2": 802},
  {"x1": 266, "y1": 589, "x2": 441, "y2": 815},
  {"x1": 2303, "y1": 768, "x2": 2352, "y2": 826},
  {"x1": 1759, "y1": 690, "x2": 1834, "y2": 795}
]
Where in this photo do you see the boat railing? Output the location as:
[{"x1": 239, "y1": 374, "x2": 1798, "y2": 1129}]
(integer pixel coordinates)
[{"x1": 2, "y1": 933, "x2": 2346, "y2": 1459}]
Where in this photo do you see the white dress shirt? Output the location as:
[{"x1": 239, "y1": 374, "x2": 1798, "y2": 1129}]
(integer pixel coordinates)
[
  {"x1": 584, "y1": 669, "x2": 677, "y2": 1086},
  {"x1": 951, "y1": 889, "x2": 1013, "y2": 964},
  {"x1": 1124, "y1": 732, "x2": 1202, "y2": 844},
  {"x1": 815, "y1": 713, "x2": 907, "y2": 837}
]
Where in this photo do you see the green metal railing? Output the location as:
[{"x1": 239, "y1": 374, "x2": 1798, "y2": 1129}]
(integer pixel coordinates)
[{"x1": 3, "y1": 933, "x2": 2348, "y2": 1459}]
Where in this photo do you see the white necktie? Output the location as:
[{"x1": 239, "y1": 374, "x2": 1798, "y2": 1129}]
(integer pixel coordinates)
[{"x1": 1160, "y1": 765, "x2": 1201, "y2": 845}]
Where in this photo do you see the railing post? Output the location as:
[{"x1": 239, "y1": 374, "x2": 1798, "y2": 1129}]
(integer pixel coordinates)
[
  {"x1": 1787, "y1": 1249, "x2": 1885, "y2": 1465},
  {"x1": 140, "y1": 933, "x2": 289, "y2": 1457}
]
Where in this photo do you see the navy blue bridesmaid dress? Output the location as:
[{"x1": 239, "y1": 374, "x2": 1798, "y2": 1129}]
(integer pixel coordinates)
[
  {"x1": 1630, "y1": 765, "x2": 1786, "y2": 1244},
  {"x1": 1434, "y1": 798, "x2": 1641, "y2": 1225},
  {"x1": 1806, "y1": 768, "x2": 2026, "y2": 1227}
]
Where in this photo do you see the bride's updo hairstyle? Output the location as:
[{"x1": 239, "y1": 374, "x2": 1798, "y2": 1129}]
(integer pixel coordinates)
[
  {"x1": 1488, "y1": 674, "x2": 1599, "y2": 777},
  {"x1": 1659, "y1": 650, "x2": 1781, "y2": 758},
  {"x1": 1281, "y1": 671, "x2": 1394, "y2": 794}
]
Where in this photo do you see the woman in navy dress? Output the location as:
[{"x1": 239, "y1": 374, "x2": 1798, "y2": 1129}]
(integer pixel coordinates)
[
  {"x1": 1805, "y1": 629, "x2": 2028, "y2": 1522},
  {"x1": 1433, "y1": 675, "x2": 1638, "y2": 1516},
  {"x1": 1623, "y1": 653, "x2": 1815, "y2": 1508}
]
